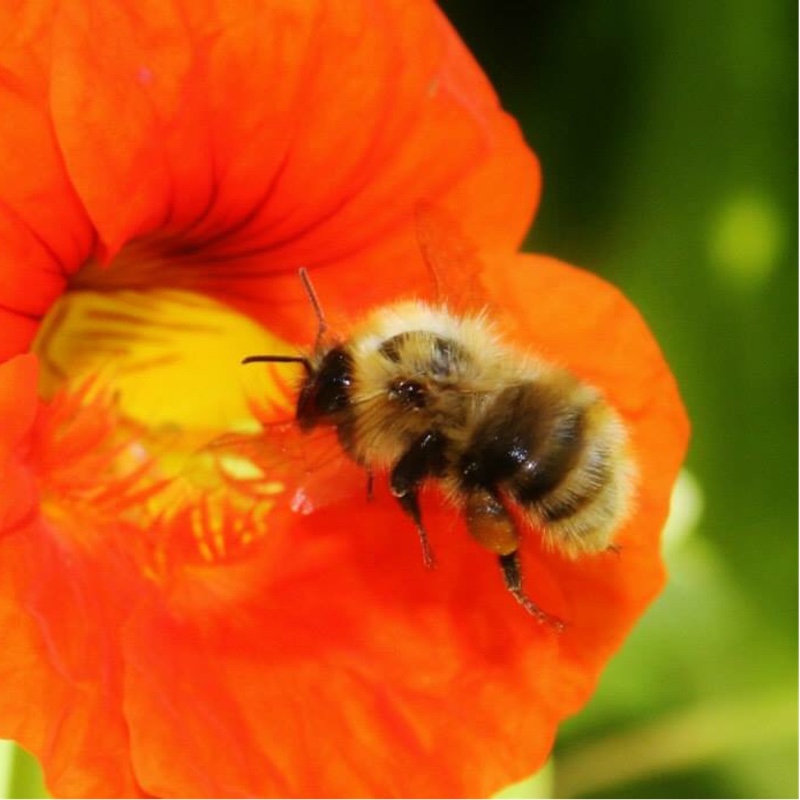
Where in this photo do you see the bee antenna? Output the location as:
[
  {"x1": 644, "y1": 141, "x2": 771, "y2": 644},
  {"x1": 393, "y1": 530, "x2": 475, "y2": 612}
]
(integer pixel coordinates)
[
  {"x1": 298, "y1": 267, "x2": 328, "y2": 351},
  {"x1": 241, "y1": 354, "x2": 312, "y2": 375},
  {"x1": 242, "y1": 268, "x2": 326, "y2": 372}
]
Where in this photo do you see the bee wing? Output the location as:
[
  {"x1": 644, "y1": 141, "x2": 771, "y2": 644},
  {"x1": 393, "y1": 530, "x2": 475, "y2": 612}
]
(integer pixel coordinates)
[
  {"x1": 414, "y1": 201, "x2": 493, "y2": 314},
  {"x1": 204, "y1": 422, "x2": 367, "y2": 515}
]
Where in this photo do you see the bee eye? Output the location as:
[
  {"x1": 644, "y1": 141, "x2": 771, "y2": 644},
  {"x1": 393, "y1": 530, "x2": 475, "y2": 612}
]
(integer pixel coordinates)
[{"x1": 389, "y1": 379, "x2": 427, "y2": 409}]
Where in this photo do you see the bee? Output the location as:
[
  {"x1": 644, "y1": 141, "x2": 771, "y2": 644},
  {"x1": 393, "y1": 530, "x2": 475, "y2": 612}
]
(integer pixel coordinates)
[{"x1": 243, "y1": 224, "x2": 635, "y2": 629}]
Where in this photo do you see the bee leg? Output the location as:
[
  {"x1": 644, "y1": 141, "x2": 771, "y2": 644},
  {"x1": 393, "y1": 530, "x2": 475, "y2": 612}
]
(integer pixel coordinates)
[
  {"x1": 390, "y1": 430, "x2": 448, "y2": 570},
  {"x1": 466, "y1": 490, "x2": 564, "y2": 630},
  {"x1": 498, "y1": 552, "x2": 565, "y2": 632},
  {"x1": 395, "y1": 490, "x2": 435, "y2": 570},
  {"x1": 366, "y1": 469, "x2": 374, "y2": 502}
]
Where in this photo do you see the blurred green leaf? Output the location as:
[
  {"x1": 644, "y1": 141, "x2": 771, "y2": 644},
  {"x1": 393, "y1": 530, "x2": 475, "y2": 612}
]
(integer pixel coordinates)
[
  {"x1": 495, "y1": 760, "x2": 554, "y2": 799},
  {"x1": 0, "y1": 742, "x2": 48, "y2": 800}
]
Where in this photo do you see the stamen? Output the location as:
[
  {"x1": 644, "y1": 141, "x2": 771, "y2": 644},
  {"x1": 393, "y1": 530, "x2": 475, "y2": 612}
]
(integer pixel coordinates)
[
  {"x1": 31, "y1": 258, "x2": 303, "y2": 586},
  {"x1": 31, "y1": 370, "x2": 292, "y2": 580}
]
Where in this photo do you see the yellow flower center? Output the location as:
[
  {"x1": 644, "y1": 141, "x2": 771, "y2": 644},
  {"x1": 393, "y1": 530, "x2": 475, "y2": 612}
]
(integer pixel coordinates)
[{"x1": 32, "y1": 259, "x2": 300, "y2": 585}]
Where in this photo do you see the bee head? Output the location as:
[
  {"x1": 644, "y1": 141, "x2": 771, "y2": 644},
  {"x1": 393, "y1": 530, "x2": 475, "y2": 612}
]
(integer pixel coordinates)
[
  {"x1": 296, "y1": 346, "x2": 354, "y2": 430},
  {"x1": 244, "y1": 268, "x2": 353, "y2": 430}
]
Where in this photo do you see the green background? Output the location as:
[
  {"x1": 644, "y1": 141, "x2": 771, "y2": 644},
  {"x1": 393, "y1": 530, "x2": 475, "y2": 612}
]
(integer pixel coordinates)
[
  {"x1": 1, "y1": 1, "x2": 796, "y2": 798},
  {"x1": 440, "y1": 0, "x2": 797, "y2": 797}
]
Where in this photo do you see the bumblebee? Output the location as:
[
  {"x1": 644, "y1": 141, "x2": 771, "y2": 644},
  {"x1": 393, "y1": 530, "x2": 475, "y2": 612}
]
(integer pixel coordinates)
[{"x1": 244, "y1": 268, "x2": 635, "y2": 628}]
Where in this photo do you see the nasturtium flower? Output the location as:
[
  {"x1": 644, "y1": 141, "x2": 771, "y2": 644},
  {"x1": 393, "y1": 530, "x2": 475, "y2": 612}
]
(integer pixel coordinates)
[{"x1": 0, "y1": 0, "x2": 689, "y2": 797}]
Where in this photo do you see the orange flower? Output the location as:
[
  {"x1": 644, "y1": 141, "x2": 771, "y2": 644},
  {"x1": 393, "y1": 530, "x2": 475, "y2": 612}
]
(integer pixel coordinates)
[{"x1": 0, "y1": 1, "x2": 688, "y2": 798}]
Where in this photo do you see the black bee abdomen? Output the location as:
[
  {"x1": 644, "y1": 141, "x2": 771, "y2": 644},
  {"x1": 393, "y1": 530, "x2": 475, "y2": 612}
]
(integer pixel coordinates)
[
  {"x1": 297, "y1": 346, "x2": 353, "y2": 429},
  {"x1": 459, "y1": 431, "x2": 529, "y2": 489},
  {"x1": 536, "y1": 447, "x2": 611, "y2": 521},
  {"x1": 460, "y1": 383, "x2": 587, "y2": 507},
  {"x1": 511, "y1": 406, "x2": 585, "y2": 502}
]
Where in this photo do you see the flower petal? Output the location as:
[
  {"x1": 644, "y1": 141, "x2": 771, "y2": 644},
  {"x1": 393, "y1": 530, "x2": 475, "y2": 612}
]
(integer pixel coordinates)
[
  {"x1": 0, "y1": 355, "x2": 39, "y2": 532},
  {"x1": 0, "y1": 523, "x2": 146, "y2": 797},
  {"x1": 117, "y1": 253, "x2": 688, "y2": 798},
  {"x1": 0, "y1": 363, "x2": 170, "y2": 796},
  {"x1": 0, "y1": 2, "x2": 95, "y2": 359},
  {"x1": 0, "y1": 0, "x2": 687, "y2": 794},
  {"x1": 50, "y1": 0, "x2": 537, "y2": 266},
  {"x1": 483, "y1": 253, "x2": 690, "y2": 708},
  {"x1": 0, "y1": 361, "x2": 147, "y2": 796},
  {"x1": 123, "y1": 498, "x2": 562, "y2": 798}
]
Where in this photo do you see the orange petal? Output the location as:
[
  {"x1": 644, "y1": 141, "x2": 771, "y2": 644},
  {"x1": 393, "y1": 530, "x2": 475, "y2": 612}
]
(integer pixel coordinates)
[
  {"x1": 0, "y1": 3, "x2": 95, "y2": 359},
  {"x1": 0, "y1": 355, "x2": 39, "y2": 532},
  {"x1": 0, "y1": 521, "x2": 146, "y2": 797},
  {"x1": 0, "y1": 2, "x2": 687, "y2": 795},
  {"x1": 122, "y1": 496, "x2": 561, "y2": 798},
  {"x1": 483, "y1": 252, "x2": 689, "y2": 708},
  {"x1": 119, "y1": 254, "x2": 688, "y2": 797},
  {"x1": 50, "y1": 0, "x2": 537, "y2": 266},
  {"x1": 0, "y1": 367, "x2": 146, "y2": 796},
  {"x1": 0, "y1": 252, "x2": 687, "y2": 796}
]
